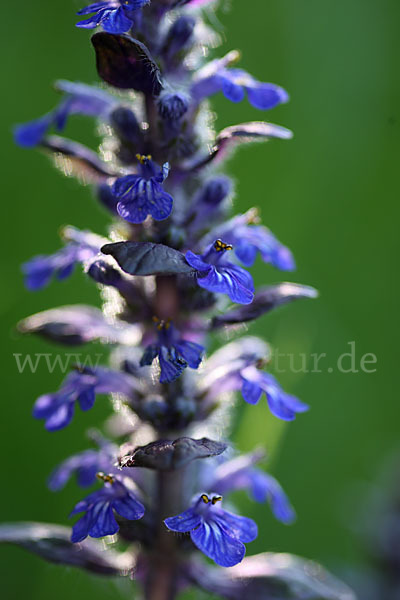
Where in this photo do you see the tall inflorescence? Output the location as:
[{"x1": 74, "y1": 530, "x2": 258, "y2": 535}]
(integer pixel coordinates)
[{"x1": 4, "y1": 2, "x2": 356, "y2": 600}]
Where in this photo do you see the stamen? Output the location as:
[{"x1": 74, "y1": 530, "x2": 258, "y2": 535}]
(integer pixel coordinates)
[
  {"x1": 96, "y1": 472, "x2": 114, "y2": 484},
  {"x1": 152, "y1": 316, "x2": 171, "y2": 331},
  {"x1": 226, "y1": 49, "x2": 241, "y2": 66},
  {"x1": 256, "y1": 357, "x2": 269, "y2": 369},
  {"x1": 246, "y1": 207, "x2": 261, "y2": 225},
  {"x1": 136, "y1": 153, "x2": 152, "y2": 164},
  {"x1": 211, "y1": 495, "x2": 222, "y2": 505},
  {"x1": 201, "y1": 494, "x2": 210, "y2": 504},
  {"x1": 213, "y1": 239, "x2": 233, "y2": 252}
]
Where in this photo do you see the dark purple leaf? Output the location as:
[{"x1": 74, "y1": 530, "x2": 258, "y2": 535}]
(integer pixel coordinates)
[
  {"x1": 0, "y1": 522, "x2": 132, "y2": 576},
  {"x1": 91, "y1": 33, "x2": 163, "y2": 95},
  {"x1": 120, "y1": 437, "x2": 227, "y2": 470},
  {"x1": 101, "y1": 241, "x2": 195, "y2": 276},
  {"x1": 18, "y1": 305, "x2": 140, "y2": 346},
  {"x1": 42, "y1": 135, "x2": 118, "y2": 182},
  {"x1": 211, "y1": 283, "x2": 318, "y2": 329},
  {"x1": 190, "y1": 121, "x2": 293, "y2": 171},
  {"x1": 189, "y1": 552, "x2": 356, "y2": 600}
]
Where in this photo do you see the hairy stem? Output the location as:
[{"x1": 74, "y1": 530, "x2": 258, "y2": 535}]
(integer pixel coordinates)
[{"x1": 145, "y1": 469, "x2": 185, "y2": 600}]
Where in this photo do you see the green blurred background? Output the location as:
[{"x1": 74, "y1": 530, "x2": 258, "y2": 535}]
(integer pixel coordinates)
[{"x1": 1, "y1": 0, "x2": 399, "y2": 597}]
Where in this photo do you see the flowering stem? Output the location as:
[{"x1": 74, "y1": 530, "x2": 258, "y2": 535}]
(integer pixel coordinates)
[
  {"x1": 145, "y1": 469, "x2": 184, "y2": 600},
  {"x1": 155, "y1": 275, "x2": 180, "y2": 320}
]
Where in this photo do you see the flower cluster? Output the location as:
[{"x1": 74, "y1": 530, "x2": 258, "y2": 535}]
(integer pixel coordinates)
[{"x1": 5, "y1": 2, "x2": 356, "y2": 600}]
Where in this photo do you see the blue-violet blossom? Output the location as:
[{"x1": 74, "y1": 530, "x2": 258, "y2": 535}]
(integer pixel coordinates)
[
  {"x1": 186, "y1": 239, "x2": 254, "y2": 305},
  {"x1": 164, "y1": 493, "x2": 257, "y2": 567},
  {"x1": 210, "y1": 453, "x2": 296, "y2": 524},
  {"x1": 76, "y1": 1, "x2": 149, "y2": 34},
  {"x1": 239, "y1": 365, "x2": 309, "y2": 420},
  {"x1": 33, "y1": 367, "x2": 134, "y2": 431},
  {"x1": 208, "y1": 211, "x2": 296, "y2": 270},
  {"x1": 71, "y1": 474, "x2": 145, "y2": 542},
  {"x1": 14, "y1": 81, "x2": 116, "y2": 148},
  {"x1": 192, "y1": 67, "x2": 288, "y2": 110},
  {"x1": 111, "y1": 155, "x2": 173, "y2": 223},
  {"x1": 22, "y1": 228, "x2": 105, "y2": 291},
  {"x1": 48, "y1": 445, "x2": 116, "y2": 491},
  {"x1": 140, "y1": 319, "x2": 204, "y2": 383}
]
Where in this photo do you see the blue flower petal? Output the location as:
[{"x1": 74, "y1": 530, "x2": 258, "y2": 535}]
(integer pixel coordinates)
[
  {"x1": 71, "y1": 511, "x2": 92, "y2": 543},
  {"x1": 56, "y1": 262, "x2": 76, "y2": 280},
  {"x1": 234, "y1": 242, "x2": 258, "y2": 267},
  {"x1": 76, "y1": 464, "x2": 99, "y2": 488},
  {"x1": 117, "y1": 200, "x2": 148, "y2": 224},
  {"x1": 14, "y1": 114, "x2": 53, "y2": 148},
  {"x1": 164, "y1": 507, "x2": 202, "y2": 532},
  {"x1": 246, "y1": 83, "x2": 289, "y2": 110},
  {"x1": 77, "y1": 387, "x2": 96, "y2": 411},
  {"x1": 158, "y1": 346, "x2": 187, "y2": 383},
  {"x1": 76, "y1": 9, "x2": 108, "y2": 29},
  {"x1": 195, "y1": 263, "x2": 254, "y2": 305},
  {"x1": 22, "y1": 258, "x2": 54, "y2": 290},
  {"x1": 241, "y1": 379, "x2": 263, "y2": 405},
  {"x1": 112, "y1": 175, "x2": 140, "y2": 199},
  {"x1": 221, "y1": 76, "x2": 245, "y2": 103},
  {"x1": 191, "y1": 520, "x2": 246, "y2": 567},
  {"x1": 147, "y1": 184, "x2": 173, "y2": 221},
  {"x1": 191, "y1": 75, "x2": 223, "y2": 102},
  {"x1": 113, "y1": 493, "x2": 145, "y2": 521},
  {"x1": 175, "y1": 340, "x2": 204, "y2": 369},
  {"x1": 88, "y1": 502, "x2": 119, "y2": 538},
  {"x1": 258, "y1": 375, "x2": 309, "y2": 421},
  {"x1": 113, "y1": 170, "x2": 173, "y2": 224},
  {"x1": 217, "y1": 264, "x2": 254, "y2": 305},
  {"x1": 212, "y1": 509, "x2": 258, "y2": 543},
  {"x1": 102, "y1": 6, "x2": 133, "y2": 33},
  {"x1": 251, "y1": 472, "x2": 296, "y2": 524},
  {"x1": 45, "y1": 402, "x2": 75, "y2": 432},
  {"x1": 185, "y1": 251, "x2": 212, "y2": 273},
  {"x1": 140, "y1": 344, "x2": 159, "y2": 366},
  {"x1": 33, "y1": 394, "x2": 59, "y2": 419}
]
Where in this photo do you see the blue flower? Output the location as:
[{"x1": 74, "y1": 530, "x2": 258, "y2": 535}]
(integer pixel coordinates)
[
  {"x1": 14, "y1": 81, "x2": 116, "y2": 148},
  {"x1": 76, "y1": 1, "x2": 149, "y2": 34},
  {"x1": 48, "y1": 443, "x2": 116, "y2": 491},
  {"x1": 210, "y1": 453, "x2": 296, "y2": 524},
  {"x1": 22, "y1": 228, "x2": 105, "y2": 290},
  {"x1": 205, "y1": 211, "x2": 295, "y2": 270},
  {"x1": 111, "y1": 155, "x2": 173, "y2": 224},
  {"x1": 192, "y1": 65, "x2": 288, "y2": 110},
  {"x1": 71, "y1": 474, "x2": 145, "y2": 542},
  {"x1": 185, "y1": 240, "x2": 254, "y2": 305},
  {"x1": 239, "y1": 365, "x2": 309, "y2": 421},
  {"x1": 33, "y1": 367, "x2": 135, "y2": 431},
  {"x1": 202, "y1": 338, "x2": 307, "y2": 420},
  {"x1": 140, "y1": 319, "x2": 204, "y2": 383},
  {"x1": 164, "y1": 493, "x2": 257, "y2": 567}
]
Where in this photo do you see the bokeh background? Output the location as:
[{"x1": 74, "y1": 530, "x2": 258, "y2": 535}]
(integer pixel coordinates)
[{"x1": 1, "y1": 0, "x2": 399, "y2": 598}]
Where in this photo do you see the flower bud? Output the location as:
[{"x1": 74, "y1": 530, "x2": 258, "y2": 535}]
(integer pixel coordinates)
[
  {"x1": 158, "y1": 93, "x2": 189, "y2": 122},
  {"x1": 109, "y1": 106, "x2": 142, "y2": 145},
  {"x1": 87, "y1": 259, "x2": 122, "y2": 287},
  {"x1": 162, "y1": 16, "x2": 196, "y2": 59}
]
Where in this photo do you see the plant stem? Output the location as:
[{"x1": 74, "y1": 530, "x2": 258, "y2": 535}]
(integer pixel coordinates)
[{"x1": 145, "y1": 469, "x2": 184, "y2": 600}]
